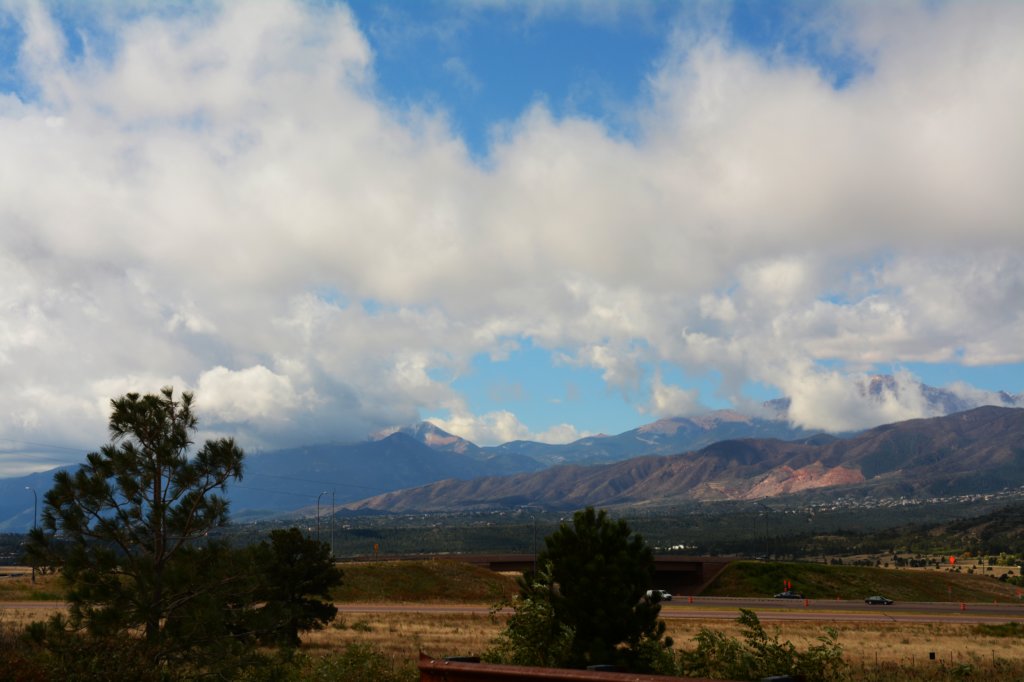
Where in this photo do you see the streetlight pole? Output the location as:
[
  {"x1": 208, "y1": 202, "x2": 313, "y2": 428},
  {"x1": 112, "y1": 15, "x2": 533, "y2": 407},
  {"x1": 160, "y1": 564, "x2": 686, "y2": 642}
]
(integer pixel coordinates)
[
  {"x1": 532, "y1": 513, "x2": 538, "y2": 573},
  {"x1": 316, "y1": 490, "x2": 328, "y2": 542},
  {"x1": 330, "y1": 490, "x2": 335, "y2": 559},
  {"x1": 25, "y1": 486, "x2": 36, "y2": 583},
  {"x1": 518, "y1": 505, "x2": 540, "y2": 572},
  {"x1": 755, "y1": 500, "x2": 772, "y2": 560}
]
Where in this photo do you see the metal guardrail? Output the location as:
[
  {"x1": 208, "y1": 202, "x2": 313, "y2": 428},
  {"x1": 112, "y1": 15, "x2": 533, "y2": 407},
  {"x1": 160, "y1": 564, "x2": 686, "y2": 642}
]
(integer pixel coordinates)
[{"x1": 417, "y1": 653, "x2": 735, "y2": 681}]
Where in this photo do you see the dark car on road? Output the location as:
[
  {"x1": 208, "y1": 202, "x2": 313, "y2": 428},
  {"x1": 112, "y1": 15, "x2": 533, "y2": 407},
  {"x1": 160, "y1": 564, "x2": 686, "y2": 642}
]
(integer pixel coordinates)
[
  {"x1": 774, "y1": 591, "x2": 803, "y2": 599},
  {"x1": 864, "y1": 595, "x2": 894, "y2": 605}
]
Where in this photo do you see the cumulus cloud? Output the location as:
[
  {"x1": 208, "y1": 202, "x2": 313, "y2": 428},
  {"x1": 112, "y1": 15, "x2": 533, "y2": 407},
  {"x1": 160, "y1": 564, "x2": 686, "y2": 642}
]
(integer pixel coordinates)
[
  {"x1": 778, "y1": 368, "x2": 930, "y2": 433},
  {"x1": 1, "y1": 1, "x2": 1023, "y2": 473},
  {"x1": 427, "y1": 407, "x2": 586, "y2": 446},
  {"x1": 195, "y1": 366, "x2": 305, "y2": 424},
  {"x1": 643, "y1": 372, "x2": 702, "y2": 418}
]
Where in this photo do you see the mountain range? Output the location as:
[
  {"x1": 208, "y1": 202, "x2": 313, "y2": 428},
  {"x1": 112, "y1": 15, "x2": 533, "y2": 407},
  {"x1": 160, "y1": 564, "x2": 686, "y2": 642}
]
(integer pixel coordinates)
[
  {"x1": 0, "y1": 376, "x2": 1021, "y2": 531},
  {"x1": 0, "y1": 409, "x2": 815, "y2": 531},
  {"x1": 346, "y1": 406, "x2": 1024, "y2": 512},
  {"x1": 0, "y1": 411, "x2": 756, "y2": 531},
  {"x1": 373, "y1": 409, "x2": 821, "y2": 466}
]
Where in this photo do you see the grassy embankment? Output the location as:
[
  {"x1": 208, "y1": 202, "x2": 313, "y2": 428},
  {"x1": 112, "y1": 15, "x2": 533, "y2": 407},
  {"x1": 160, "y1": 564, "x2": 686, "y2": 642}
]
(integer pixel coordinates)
[
  {"x1": 337, "y1": 557, "x2": 1024, "y2": 605},
  {"x1": 702, "y1": 560, "x2": 1023, "y2": 602},
  {"x1": 0, "y1": 559, "x2": 518, "y2": 604},
  {"x1": 332, "y1": 558, "x2": 518, "y2": 603},
  {"x1": 0, "y1": 568, "x2": 63, "y2": 601},
  {"x1": 4, "y1": 557, "x2": 1020, "y2": 604}
]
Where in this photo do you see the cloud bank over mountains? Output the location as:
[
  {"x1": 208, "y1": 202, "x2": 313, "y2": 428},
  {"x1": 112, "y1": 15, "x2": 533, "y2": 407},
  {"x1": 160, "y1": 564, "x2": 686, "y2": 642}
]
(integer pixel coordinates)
[{"x1": 1, "y1": 1, "x2": 1022, "y2": 473}]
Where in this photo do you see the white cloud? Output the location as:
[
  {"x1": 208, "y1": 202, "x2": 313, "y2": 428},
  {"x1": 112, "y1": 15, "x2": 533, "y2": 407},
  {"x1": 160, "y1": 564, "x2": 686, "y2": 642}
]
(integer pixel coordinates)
[
  {"x1": 1, "y1": 1, "x2": 1023, "y2": 473},
  {"x1": 779, "y1": 368, "x2": 930, "y2": 433},
  {"x1": 195, "y1": 366, "x2": 305, "y2": 424},
  {"x1": 944, "y1": 381, "x2": 1020, "y2": 406},
  {"x1": 643, "y1": 373, "x2": 702, "y2": 418},
  {"x1": 427, "y1": 407, "x2": 586, "y2": 446}
]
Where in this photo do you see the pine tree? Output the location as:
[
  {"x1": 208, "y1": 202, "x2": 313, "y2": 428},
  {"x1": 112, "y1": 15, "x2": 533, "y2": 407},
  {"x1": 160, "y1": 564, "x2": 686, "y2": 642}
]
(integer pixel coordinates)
[
  {"x1": 536, "y1": 507, "x2": 670, "y2": 670},
  {"x1": 30, "y1": 387, "x2": 245, "y2": 662}
]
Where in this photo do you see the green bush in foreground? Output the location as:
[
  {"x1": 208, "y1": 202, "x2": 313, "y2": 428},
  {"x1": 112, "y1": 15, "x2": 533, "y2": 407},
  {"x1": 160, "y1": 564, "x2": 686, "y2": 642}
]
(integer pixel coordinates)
[
  {"x1": 485, "y1": 562, "x2": 574, "y2": 668},
  {"x1": 295, "y1": 643, "x2": 418, "y2": 682},
  {"x1": 3, "y1": 623, "x2": 415, "y2": 682},
  {"x1": 678, "y1": 608, "x2": 847, "y2": 682}
]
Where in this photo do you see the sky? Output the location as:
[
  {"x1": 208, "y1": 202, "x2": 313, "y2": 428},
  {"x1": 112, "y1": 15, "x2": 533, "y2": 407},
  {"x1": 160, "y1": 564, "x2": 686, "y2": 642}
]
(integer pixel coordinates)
[{"x1": 1, "y1": 0, "x2": 1023, "y2": 477}]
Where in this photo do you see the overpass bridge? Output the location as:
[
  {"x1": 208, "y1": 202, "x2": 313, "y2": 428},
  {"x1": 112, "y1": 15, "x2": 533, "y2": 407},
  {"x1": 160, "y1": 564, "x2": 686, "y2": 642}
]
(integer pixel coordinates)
[{"x1": 456, "y1": 555, "x2": 733, "y2": 596}]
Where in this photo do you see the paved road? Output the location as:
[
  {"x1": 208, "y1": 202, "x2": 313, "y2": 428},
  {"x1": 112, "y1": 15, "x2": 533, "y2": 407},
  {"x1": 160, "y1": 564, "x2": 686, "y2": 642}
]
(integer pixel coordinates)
[
  {"x1": 334, "y1": 596, "x2": 1024, "y2": 625},
  {"x1": 667, "y1": 595, "x2": 1024, "y2": 612},
  {"x1": 661, "y1": 596, "x2": 1024, "y2": 624},
  {"x1": 7, "y1": 597, "x2": 1024, "y2": 625}
]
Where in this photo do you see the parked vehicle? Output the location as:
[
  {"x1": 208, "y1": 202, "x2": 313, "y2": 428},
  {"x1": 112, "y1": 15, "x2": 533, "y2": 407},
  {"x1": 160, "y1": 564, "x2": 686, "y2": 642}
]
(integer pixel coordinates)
[
  {"x1": 864, "y1": 595, "x2": 894, "y2": 605},
  {"x1": 774, "y1": 590, "x2": 803, "y2": 599},
  {"x1": 646, "y1": 589, "x2": 672, "y2": 601}
]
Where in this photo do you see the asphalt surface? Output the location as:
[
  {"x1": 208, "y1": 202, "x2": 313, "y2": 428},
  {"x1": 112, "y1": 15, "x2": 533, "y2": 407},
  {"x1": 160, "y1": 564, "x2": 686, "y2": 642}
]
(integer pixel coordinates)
[
  {"x1": 656, "y1": 596, "x2": 1024, "y2": 624},
  {"x1": 332, "y1": 596, "x2": 1024, "y2": 625},
  {"x1": 6, "y1": 597, "x2": 1024, "y2": 625}
]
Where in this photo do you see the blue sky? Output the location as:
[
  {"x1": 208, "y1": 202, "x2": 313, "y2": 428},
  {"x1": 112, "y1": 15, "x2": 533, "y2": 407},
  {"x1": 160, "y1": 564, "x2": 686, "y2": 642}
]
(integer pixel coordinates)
[
  {"x1": 348, "y1": 0, "x2": 673, "y2": 156},
  {"x1": 1, "y1": 1, "x2": 1023, "y2": 475}
]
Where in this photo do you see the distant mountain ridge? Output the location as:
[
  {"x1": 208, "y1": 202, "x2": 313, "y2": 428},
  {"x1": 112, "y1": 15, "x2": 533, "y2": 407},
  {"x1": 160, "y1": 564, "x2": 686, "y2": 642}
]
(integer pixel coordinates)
[
  {"x1": 346, "y1": 406, "x2": 1024, "y2": 512},
  {"x1": 0, "y1": 411, "x2": 814, "y2": 530},
  {"x1": 385, "y1": 375, "x2": 1022, "y2": 467},
  {"x1": 0, "y1": 432, "x2": 547, "y2": 531},
  {"x1": 226, "y1": 431, "x2": 545, "y2": 519},
  {"x1": 1, "y1": 375, "x2": 1020, "y2": 531},
  {"x1": 469, "y1": 411, "x2": 821, "y2": 466}
]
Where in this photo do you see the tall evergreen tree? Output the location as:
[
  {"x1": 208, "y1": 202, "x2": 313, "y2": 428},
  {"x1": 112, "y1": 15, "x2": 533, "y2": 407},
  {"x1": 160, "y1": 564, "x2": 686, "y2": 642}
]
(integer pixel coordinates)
[
  {"x1": 538, "y1": 507, "x2": 670, "y2": 669},
  {"x1": 29, "y1": 387, "x2": 245, "y2": 662},
  {"x1": 251, "y1": 527, "x2": 343, "y2": 646}
]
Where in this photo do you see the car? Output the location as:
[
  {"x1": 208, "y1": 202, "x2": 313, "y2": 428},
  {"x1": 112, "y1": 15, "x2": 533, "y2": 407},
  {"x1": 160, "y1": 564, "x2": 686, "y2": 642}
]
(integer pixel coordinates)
[
  {"x1": 774, "y1": 591, "x2": 804, "y2": 599},
  {"x1": 646, "y1": 589, "x2": 672, "y2": 601},
  {"x1": 864, "y1": 595, "x2": 893, "y2": 605}
]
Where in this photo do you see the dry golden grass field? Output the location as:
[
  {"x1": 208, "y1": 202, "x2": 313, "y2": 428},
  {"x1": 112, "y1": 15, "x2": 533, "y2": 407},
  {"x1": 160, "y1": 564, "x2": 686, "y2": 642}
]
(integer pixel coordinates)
[
  {"x1": 5, "y1": 601, "x2": 1024, "y2": 679},
  {"x1": 303, "y1": 607, "x2": 1024, "y2": 670},
  {"x1": 6, "y1": 560, "x2": 1024, "y2": 679}
]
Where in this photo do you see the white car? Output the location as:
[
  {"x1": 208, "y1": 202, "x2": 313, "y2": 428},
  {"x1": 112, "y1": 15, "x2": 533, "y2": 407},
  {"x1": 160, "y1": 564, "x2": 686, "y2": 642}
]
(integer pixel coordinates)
[{"x1": 646, "y1": 589, "x2": 672, "y2": 601}]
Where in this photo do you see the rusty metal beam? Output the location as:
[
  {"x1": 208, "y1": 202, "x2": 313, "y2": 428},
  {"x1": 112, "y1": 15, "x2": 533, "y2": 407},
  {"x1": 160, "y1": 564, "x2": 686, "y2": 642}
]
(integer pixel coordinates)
[{"x1": 417, "y1": 652, "x2": 731, "y2": 682}]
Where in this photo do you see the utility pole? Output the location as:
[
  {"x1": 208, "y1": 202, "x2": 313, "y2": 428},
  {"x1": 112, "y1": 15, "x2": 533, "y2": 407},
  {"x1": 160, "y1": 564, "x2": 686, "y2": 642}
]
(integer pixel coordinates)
[
  {"x1": 756, "y1": 500, "x2": 772, "y2": 560},
  {"x1": 25, "y1": 486, "x2": 36, "y2": 583},
  {"x1": 316, "y1": 490, "x2": 328, "y2": 542},
  {"x1": 532, "y1": 513, "x2": 538, "y2": 573},
  {"x1": 330, "y1": 490, "x2": 335, "y2": 558},
  {"x1": 518, "y1": 505, "x2": 540, "y2": 572}
]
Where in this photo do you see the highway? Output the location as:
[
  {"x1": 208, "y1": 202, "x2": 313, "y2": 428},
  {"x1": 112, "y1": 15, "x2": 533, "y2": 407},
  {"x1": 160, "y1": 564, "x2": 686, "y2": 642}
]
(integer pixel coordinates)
[
  {"x1": 6, "y1": 597, "x2": 1024, "y2": 625},
  {"x1": 330, "y1": 596, "x2": 1024, "y2": 625},
  {"x1": 655, "y1": 596, "x2": 1024, "y2": 624}
]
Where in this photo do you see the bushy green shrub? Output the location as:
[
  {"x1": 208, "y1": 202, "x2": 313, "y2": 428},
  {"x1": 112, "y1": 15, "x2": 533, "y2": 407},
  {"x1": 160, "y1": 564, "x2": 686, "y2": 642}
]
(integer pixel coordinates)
[
  {"x1": 296, "y1": 643, "x2": 417, "y2": 682},
  {"x1": 678, "y1": 608, "x2": 847, "y2": 681},
  {"x1": 17, "y1": 613, "x2": 284, "y2": 682},
  {"x1": 484, "y1": 563, "x2": 574, "y2": 668}
]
